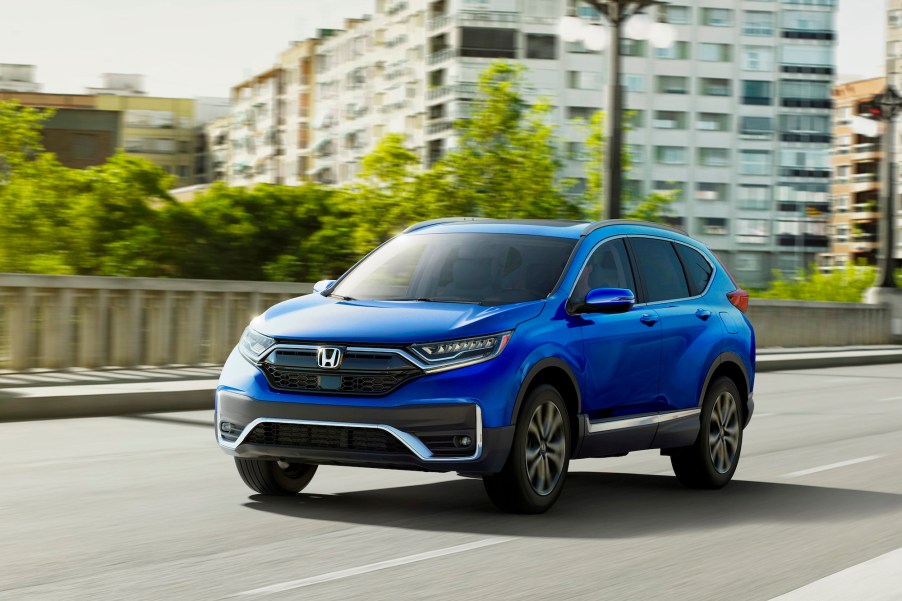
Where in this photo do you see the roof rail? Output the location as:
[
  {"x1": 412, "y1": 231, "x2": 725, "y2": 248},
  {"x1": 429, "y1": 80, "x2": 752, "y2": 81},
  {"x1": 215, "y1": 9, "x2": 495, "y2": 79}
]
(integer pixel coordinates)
[
  {"x1": 402, "y1": 217, "x2": 493, "y2": 233},
  {"x1": 583, "y1": 219, "x2": 689, "y2": 237}
]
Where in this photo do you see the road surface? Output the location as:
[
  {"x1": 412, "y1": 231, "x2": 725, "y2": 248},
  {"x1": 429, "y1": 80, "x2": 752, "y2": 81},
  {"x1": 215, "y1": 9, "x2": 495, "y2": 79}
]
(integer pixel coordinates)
[{"x1": 2, "y1": 364, "x2": 902, "y2": 600}]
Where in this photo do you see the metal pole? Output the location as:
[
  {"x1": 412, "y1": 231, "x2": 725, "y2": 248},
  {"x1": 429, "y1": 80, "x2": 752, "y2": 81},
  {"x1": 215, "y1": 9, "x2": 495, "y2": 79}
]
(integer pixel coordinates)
[
  {"x1": 604, "y1": 9, "x2": 623, "y2": 220},
  {"x1": 877, "y1": 111, "x2": 898, "y2": 288}
]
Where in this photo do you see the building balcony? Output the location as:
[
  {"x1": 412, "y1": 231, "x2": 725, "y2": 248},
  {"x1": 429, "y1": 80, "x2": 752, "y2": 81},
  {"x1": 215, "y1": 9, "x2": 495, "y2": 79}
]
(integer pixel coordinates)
[
  {"x1": 428, "y1": 13, "x2": 454, "y2": 30},
  {"x1": 459, "y1": 10, "x2": 520, "y2": 27},
  {"x1": 781, "y1": 132, "x2": 831, "y2": 144},
  {"x1": 427, "y1": 84, "x2": 454, "y2": 101},
  {"x1": 428, "y1": 47, "x2": 456, "y2": 65},
  {"x1": 782, "y1": 29, "x2": 835, "y2": 41},
  {"x1": 852, "y1": 142, "x2": 880, "y2": 158},
  {"x1": 850, "y1": 204, "x2": 879, "y2": 221},
  {"x1": 781, "y1": 98, "x2": 832, "y2": 109},
  {"x1": 781, "y1": 64, "x2": 834, "y2": 75},
  {"x1": 852, "y1": 173, "x2": 878, "y2": 184},
  {"x1": 426, "y1": 119, "x2": 455, "y2": 135}
]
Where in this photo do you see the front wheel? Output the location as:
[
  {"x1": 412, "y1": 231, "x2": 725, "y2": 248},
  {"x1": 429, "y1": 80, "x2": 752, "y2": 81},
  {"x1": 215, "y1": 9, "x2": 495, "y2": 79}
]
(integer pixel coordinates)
[
  {"x1": 483, "y1": 384, "x2": 571, "y2": 514},
  {"x1": 234, "y1": 458, "x2": 318, "y2": 495},
  {"x1": 670, "y1": 376, "x2": 743, "y2": 489}
]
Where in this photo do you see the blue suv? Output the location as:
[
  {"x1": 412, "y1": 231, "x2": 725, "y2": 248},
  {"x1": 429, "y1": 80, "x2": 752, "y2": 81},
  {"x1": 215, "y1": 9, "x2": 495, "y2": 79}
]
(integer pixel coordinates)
[{"x1": 216, "y1": 219, "x2": 755, "y2": 513}]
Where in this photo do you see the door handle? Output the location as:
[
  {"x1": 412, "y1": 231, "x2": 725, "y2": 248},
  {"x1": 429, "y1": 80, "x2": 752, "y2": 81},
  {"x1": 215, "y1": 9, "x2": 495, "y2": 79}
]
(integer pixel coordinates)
[
  {"x1": 640, "y1": 314, "x2": 660, "y2": 327},
  {"x1": 695, "y1": 309, "x2": 712, "y2": 321}
]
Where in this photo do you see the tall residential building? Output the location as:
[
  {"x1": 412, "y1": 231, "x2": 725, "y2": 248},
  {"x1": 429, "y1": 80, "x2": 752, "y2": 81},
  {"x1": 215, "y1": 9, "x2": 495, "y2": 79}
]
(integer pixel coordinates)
[
  {"x1": 0, "y1": 64, "x2": 41, "y2": 92},
  {"x1": 193, "y1": 97, "x2": 231, "y2": 184},
  {"x1": 886, "y1": 1, "x2": 902, "y2": 267},
  {"x1": 822, "y1": 77, "x2": 884, "y2": 270},
  {"x1": 204, "y1": 115, "x2": 231, "y2": 183},
  {"x1": 279, "y1": 39, "x2": 320, "y2": 186},
  {"x1": 306, "y1": 0, "x2": 837, "y2": 286},
  {"x1": 229, "y1": 68, "x2": 282, "y2": 186}
]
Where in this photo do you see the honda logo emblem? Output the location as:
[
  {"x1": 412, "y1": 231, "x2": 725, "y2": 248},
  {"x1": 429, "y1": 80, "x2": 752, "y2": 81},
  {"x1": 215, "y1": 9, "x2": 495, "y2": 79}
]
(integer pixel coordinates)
[{"x1": 317, "y1": 347, "x2": 343, "y2": 369}]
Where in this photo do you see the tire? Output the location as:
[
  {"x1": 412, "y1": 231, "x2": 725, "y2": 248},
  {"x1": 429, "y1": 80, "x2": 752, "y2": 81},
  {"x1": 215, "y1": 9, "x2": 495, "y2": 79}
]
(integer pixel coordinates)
[
  {"x1": 234, "y1": 458, "x2": 318, "y2": 495},
  {"x1": 483, "y1": 384, "x2": 571, "y2": 514},
  {"x1": 670, "y1": 376, "x2": 743, "y2": 489}
]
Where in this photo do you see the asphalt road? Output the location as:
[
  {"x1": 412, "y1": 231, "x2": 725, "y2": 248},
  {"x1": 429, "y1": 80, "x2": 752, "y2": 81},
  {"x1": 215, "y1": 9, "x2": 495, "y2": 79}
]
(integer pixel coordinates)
[{"x1": 2, "y1": 364, "x2": 902, "y2": 600}]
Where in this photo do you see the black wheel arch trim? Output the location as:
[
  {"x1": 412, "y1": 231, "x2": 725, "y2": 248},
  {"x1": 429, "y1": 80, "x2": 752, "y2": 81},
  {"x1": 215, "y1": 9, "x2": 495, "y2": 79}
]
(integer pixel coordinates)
[
  {"x1": 511, "y1": 357, "x2": 582, "y2": 426},
  {"x1": 699, "y1": 352, "x2": 751, "y2": 415}
]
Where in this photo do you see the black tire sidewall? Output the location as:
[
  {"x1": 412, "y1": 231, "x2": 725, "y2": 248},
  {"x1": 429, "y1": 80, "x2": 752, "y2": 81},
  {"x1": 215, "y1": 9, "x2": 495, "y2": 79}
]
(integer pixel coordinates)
[{"x1": 697, "y1": 377, "x2": 743, "y2": 486}]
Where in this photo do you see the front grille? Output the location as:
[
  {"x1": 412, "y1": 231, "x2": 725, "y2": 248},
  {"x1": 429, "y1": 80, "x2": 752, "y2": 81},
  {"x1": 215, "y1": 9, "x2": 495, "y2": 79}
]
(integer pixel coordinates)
[
  {"x1": 262, "y1": 364, "x2": 417, "y2": 395},
  {"x1": 260, "y1": 346, "x2": 422, "y2": 396},
  {"x1": 244, "y1": 422, "x2": 411, "y2": 454}
]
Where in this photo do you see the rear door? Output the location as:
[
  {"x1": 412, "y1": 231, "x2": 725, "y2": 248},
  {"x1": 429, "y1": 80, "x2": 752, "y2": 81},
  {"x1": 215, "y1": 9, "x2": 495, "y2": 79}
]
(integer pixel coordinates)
[{"x1": 627, "y1": 237, "x2": 721, "y2": 411}]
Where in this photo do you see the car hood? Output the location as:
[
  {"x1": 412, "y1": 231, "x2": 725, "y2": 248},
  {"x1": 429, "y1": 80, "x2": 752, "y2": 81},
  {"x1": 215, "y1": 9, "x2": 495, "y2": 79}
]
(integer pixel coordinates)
[{"x1": 253, "y1": 294, "x2": 546, "y2": 344}]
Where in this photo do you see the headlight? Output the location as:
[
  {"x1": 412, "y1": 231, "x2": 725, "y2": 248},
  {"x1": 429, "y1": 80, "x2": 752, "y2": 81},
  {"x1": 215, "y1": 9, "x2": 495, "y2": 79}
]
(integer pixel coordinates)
[
  {"x1": 409, "y1": 332, "x2": 512, "y2": 372},
  {"x1": 237, "y1": 326, "x2": 276, "y2": 362}
]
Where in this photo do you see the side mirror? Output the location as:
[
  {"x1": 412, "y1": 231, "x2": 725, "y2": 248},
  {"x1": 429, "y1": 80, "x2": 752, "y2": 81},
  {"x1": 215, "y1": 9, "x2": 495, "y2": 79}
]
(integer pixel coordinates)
[
  {"x1": 313, "y1": 279, "x2": 336, "y2": 294},
  {"x1": 584, "y1": 288, "x2": 635, "y2": 314}
]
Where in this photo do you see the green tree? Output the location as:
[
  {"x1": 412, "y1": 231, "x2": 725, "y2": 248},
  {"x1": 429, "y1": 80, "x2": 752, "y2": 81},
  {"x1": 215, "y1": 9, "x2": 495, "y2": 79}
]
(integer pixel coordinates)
[
  {"x1": 431, "y1": 61, "x2": 580, "y2": 220},
  {"x1": 754, "y1": 263, "x2": 879, "y2": 302}
]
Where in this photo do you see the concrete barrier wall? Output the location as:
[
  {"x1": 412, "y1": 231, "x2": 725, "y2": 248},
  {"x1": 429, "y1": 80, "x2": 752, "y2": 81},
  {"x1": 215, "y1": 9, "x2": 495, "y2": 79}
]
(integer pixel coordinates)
[
  {"x1": 0, "y1": 274, "x2": 894, "y2": 369},
  {"x1": 748, "y1": 299, "x2": 892, "y2": 348},
  {"x1": 0, "y1": 274, "x2": 312, "y2": 370}
]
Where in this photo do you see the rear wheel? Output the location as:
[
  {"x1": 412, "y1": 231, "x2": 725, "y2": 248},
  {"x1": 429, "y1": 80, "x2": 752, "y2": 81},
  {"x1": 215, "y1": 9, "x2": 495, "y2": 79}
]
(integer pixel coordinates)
[
  {"x1": 670, "y1": 376, "x2": 743, "y2": 489},
  {"x1": 483, "y1": 384, "x2": 571, "y2": 514},
  {"x1": 234, "y1": 458, "x2": 318, "y2": 495}
]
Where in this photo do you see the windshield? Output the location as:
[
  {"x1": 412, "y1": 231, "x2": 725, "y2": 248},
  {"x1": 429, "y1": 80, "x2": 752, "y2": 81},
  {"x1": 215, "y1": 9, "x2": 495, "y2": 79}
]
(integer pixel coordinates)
[{"x1": 330, "y1": 233, "x2": 577, "y2": 305}]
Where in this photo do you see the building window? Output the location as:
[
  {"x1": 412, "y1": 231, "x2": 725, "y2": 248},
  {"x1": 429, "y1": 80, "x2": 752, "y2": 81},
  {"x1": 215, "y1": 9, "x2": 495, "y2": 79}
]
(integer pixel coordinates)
[
  {"x1": 734, "y1": 253, "x2": 763, "y2": 273},
  {"x1": 781, "y1": 79, "x2": 831, "y2": 101},
  {"x1": 742, "y1": 46, "x2": 773, "y2": 70},
  {"x1": 567, "y1": 71, "x2": 601, "y2": 90},
  {"x1": 178, "y1": 165, "x2": 190, "y2": 178},
  {"x1": 738, "y1": 184, "x2": 770, "y2": 210},
  {"x1": 656, "y1": 75, "x2": 689, "y2": 94},
  {"x1": 699, "y1": 78, "x2": 731, "y2": 97},
  {"x1": 699, "y1": 217, "x2": 729, "y2": 235},
  {"x1": 697, "y1": 112, "x2": 730, "y2": 131},
  {"x1": 460, "y1": 27, "x2": 517, "y2": 58},
  {"x1": 655, "y1": 146, "x2": 688, "y2": 165},
  {"x1": 740, "y1": 150, "x2": 771, "y2": 175},
  {"x1": 891, "y1": 9, "x2": 902, "y2": 28},
  {"x1": 782, "y1": 10, "x2": 832, "y2": 32},
  {"x1": 742, "y1": 80, "x2": 772, "y2": 105},
  {"x1": 654, "y1": 41, "x2": 690, "y2": 59},
  {"x1": 736, "y1": 219, "x2": 770, "y2": 244},
  {"x1": 742, "y1": 11, "x2": 774, "y2": 36},
  {"x1": 653, "y1": 110, "x2": 687, "y2": 129},
  {"x1": 833, "y1": 194, "x2": 850, "y2": 212},
  {"x1": 740, "y1": 116, "x2": 773, "y2": 138},
  {"x1": 698, "y1": 147, "x2": 730, "y2": 167},
  {"x1": 696, "y1": 182, "x2": 728, "y2": 201},
  {"x1": 525, "y1": 34, "x2": 557, "y2": 59},
  {"x1": 623, "y1": 74, "x2": 645, "y2": 93},
  {"x1": 702, "y1": 8, "x2": 733, "y2": 27},
  {"x1": 621, "y1": 39, "x2": 647, "y2": 57},
  {"x1": 781, "y1": 44, "x2": 832, "y2": 68},
  {"x1": 658, "y1": 5, "x2": 690, "y2": 24},
  {"x1": 626, "y1": 145, "x2": 643, "y2": 164},
  {"x1": 698, "y1": 43, "x2": 732, "y2": 62},
  {"x1": 567, "y1": 106, "x2": 595, "y2": 121},
  {"x1": 653, "y1": 180, "x2": 685, "y2": 201}
]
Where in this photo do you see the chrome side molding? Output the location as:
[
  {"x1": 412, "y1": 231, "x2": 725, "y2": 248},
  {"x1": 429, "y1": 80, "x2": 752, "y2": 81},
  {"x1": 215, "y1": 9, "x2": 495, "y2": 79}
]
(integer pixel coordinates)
[{"x1": 586, "y1": 408, "x2": 701, "y2": 434}]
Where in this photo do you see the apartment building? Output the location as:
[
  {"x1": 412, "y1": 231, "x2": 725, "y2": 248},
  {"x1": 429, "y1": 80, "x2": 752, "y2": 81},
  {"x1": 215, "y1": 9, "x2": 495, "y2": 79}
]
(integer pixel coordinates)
[
  {"x1": 885, "y1": 1, "x2": 902, "y2": 267},
  {"x1": 229, "y1": 68, "x2": 282, "y2": 186},
  {"x1": 302, "y1": 0, "x2": 837, "y2": 286},
  {"x1": 279, "y1": 39, "x2": 320, "y2": 186},
  {"x1": 822, "y1": 77, "x2": 884, "y2": 269}
]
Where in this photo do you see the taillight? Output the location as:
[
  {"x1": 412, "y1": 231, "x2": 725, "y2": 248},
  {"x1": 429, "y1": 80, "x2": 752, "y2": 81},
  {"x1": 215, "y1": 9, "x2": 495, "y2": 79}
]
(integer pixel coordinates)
[{"x1": 727, "y1": 289, "x2": 749, "y2": 313}]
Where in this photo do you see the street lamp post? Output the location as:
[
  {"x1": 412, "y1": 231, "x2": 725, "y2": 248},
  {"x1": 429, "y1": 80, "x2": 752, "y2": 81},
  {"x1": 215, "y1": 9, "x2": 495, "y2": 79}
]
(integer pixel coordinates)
[
  {"x1": 871, "y1": 87, "x2": 902, "y2": 288},
  {"x1": 560, "y1": 1, "x2": 672, "y2": 220}
]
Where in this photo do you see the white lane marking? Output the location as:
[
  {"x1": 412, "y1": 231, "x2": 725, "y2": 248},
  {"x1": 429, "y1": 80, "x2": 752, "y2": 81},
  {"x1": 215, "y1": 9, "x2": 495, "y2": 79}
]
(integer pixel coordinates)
[
  {"x1": 782, "y1": 455, "x2": 884, "y2": 479},
  {"x1": 768, "y1": 547, "x2": 902, "y2": 600},
  {"x1": 754, "y1": 412, "x2": 776, "y2": 418},
  {"x1": 235, "y1": 537, "x2": 513, "y2": 597},
  {"x1": 877, "y1": 395, "x2": 902, "y2": 403}
]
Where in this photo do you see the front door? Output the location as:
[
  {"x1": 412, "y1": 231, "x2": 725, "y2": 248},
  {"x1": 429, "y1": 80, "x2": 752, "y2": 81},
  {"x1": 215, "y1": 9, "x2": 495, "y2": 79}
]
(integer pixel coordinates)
[{"x1": 569, "y1": 238, "x2": 662, "y2": 420}]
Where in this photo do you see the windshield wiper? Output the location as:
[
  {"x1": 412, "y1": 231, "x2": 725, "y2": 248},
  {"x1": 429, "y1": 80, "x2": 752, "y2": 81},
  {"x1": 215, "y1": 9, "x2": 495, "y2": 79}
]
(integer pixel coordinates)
[
  {"x1": 385, "y1": 297, "x2": 483, "y2": 305},
  {"x1": 328, "y1": 293, "x2": 356, "y2": 301}
]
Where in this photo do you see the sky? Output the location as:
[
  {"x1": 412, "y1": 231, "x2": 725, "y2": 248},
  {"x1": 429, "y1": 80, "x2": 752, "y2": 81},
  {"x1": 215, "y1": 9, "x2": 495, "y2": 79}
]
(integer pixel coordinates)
[{"x1": 0, "y1": 0, "x2": 887, "y2": 99}]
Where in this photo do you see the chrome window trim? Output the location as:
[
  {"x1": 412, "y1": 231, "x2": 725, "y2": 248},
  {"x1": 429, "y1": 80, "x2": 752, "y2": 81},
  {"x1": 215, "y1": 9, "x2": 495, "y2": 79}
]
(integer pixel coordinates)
[
  {"x1": 216, "y1": 398, "x2": 483, "y2": 463},
  {"x1": 586, "y1": 408, "x2": 701, "y2": 434}
]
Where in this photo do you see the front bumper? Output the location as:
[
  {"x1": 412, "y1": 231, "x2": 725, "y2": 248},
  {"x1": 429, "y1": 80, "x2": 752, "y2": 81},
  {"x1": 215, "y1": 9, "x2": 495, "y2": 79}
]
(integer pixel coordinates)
[{"x1": 216, "y1": 390, "x2": 514, "y2": 474}]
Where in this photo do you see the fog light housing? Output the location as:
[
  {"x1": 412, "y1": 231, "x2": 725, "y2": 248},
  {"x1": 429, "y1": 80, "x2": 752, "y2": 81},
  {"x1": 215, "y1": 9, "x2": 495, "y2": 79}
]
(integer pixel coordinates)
[
  {"x1": 220, "y1": 421, "x2": 232, "y2": 433},
  {"x1": 453, "y1": 435, "x2": 473, "y2": 448}
]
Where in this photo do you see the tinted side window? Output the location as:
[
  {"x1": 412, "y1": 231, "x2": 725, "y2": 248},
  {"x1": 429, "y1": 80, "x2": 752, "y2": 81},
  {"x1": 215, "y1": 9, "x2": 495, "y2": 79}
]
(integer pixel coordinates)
[
  {"x1": 573, "y1": 239, "x2": 636, "y2": 304},
  {"x1": 676, "y1": 244, "x2": 714, "y2": 296},
  {"x1": 629, "y1": 238, "x2": 690, "y2": 302}
]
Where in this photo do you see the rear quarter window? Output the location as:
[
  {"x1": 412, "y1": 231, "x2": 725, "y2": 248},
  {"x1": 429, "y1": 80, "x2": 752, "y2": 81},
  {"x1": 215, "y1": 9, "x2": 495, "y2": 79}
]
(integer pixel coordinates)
[
  {"x1": 629, "y1": 237, "x2": 690, "y2": 303},
  {"x1": 675, "y1": 244, "x2": 714, "y2": 296}
]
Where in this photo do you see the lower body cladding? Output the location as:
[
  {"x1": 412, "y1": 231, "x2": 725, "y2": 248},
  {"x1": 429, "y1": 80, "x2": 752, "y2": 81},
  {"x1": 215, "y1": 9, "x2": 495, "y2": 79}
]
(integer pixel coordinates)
[{"x1": 216, "y1": 390, "x2": 513, "y2": 473}]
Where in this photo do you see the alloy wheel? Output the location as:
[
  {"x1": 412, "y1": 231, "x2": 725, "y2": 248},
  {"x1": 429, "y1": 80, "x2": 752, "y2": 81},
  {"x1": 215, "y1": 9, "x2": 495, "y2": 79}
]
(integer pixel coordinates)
[
  {"x1": 525, "y1": 400, "x2": 566, "y2": 496},
  {"x1": 708, "y1": 391, "x2": 740, "y2": 474}
]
